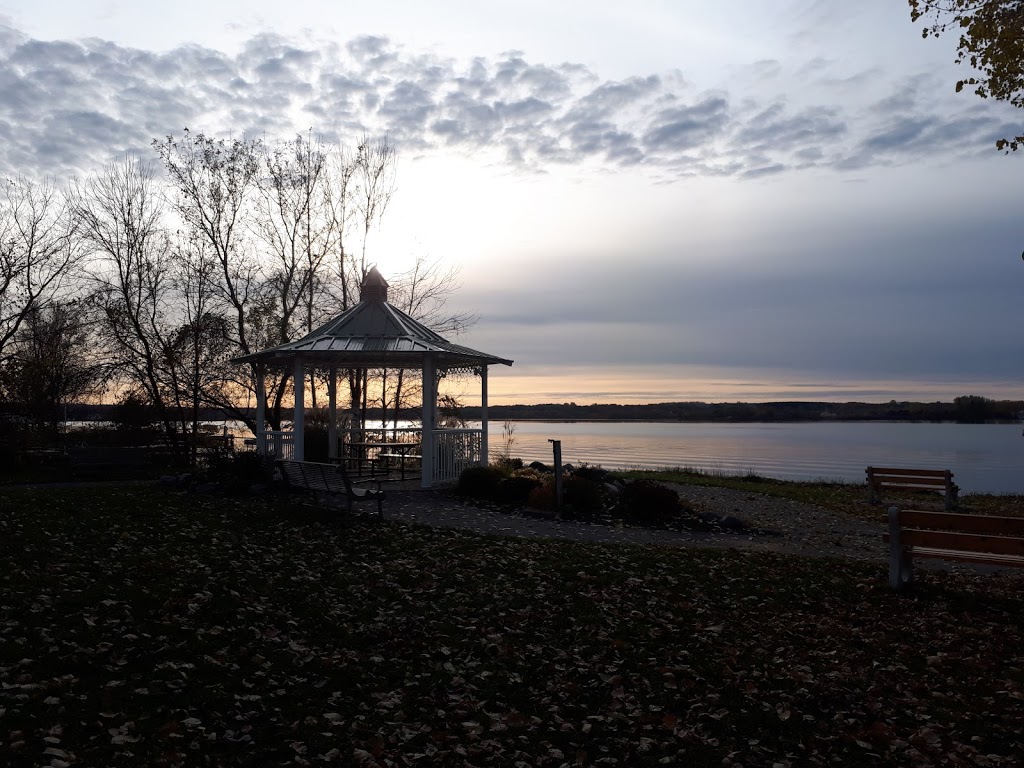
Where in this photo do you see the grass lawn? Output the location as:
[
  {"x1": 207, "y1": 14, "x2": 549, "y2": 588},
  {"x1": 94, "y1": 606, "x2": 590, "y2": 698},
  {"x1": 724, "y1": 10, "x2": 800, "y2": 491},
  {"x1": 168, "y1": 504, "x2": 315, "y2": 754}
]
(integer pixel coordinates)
[
  {"x1": 1, "y1": 485, "x2": 1022, "y2": 767},
  {"x1": 624, "y1": 467, "x2": 1024, "y2": 522}
]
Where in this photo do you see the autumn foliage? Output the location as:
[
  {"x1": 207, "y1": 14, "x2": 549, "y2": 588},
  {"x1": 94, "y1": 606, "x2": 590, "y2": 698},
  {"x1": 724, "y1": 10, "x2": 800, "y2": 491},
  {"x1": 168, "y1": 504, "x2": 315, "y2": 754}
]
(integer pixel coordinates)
[{"x1": 1, "y1": 485, "x2": 1022, "y2": 766}]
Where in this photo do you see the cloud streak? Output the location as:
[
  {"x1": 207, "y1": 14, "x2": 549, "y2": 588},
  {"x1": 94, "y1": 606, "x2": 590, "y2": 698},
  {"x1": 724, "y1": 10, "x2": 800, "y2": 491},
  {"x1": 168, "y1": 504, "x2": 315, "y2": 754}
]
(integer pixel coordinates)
[{"x1": 0, "y1": 22, "x2": 1013, "y2": 180}]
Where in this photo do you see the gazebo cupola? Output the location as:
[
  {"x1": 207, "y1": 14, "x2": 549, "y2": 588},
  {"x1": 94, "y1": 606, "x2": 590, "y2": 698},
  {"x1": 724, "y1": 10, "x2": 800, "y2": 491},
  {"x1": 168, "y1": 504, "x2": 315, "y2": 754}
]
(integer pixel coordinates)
[
  {"x1": 232, "y1": 267, "x2": 513, "y2": 487},
  {"x1": 360, "y1": 268, "x2": 389, "y2": 302}
]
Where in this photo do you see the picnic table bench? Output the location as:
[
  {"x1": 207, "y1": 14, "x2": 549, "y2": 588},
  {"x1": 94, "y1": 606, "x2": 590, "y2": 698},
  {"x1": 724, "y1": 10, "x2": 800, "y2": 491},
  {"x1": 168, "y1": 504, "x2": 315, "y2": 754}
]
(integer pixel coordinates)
[
  {"x1": 885, "y1": 506, "x2": 1024, "y2": 589},
  {"x1": 276, "y1": 460, "x2": 385, "y2": 517},
  {"x1": 866, "y1": 466, "x2": 959, "y2": 510}
]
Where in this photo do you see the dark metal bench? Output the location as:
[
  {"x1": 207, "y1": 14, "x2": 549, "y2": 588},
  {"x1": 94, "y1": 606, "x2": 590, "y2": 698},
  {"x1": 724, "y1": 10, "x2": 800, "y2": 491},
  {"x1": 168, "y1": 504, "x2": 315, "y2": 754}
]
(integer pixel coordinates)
[
  {"x1": 276, "y1": 460, "x2": 384, "y2": 517},
  {"x1": 884, "y1": 507, "x2": 1024, "y2": 589}
]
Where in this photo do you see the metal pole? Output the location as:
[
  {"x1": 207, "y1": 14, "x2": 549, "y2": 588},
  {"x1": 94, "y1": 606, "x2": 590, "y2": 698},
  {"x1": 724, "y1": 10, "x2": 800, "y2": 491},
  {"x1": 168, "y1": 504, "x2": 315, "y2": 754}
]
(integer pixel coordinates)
[{"x1": 548, "y1": 439, "x2": 562, "y2": 516}]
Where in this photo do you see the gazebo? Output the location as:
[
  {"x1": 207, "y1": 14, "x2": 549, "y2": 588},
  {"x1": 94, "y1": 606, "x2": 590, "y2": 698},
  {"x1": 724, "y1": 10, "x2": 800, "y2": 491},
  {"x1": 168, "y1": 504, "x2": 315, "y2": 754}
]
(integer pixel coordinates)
[{"x1": 232, "y1": 268, "x2": 513, "y2": 487}]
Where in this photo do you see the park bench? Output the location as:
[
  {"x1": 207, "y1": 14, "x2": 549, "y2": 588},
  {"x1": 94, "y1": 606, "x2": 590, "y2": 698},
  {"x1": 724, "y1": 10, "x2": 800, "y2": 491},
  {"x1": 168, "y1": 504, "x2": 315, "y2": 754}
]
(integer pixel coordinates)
[
  {"x1": 866, "y1": 466, "x2": 959, "y2": 510},
  {"x1": 276, "y1": 459, "x2": 384, "y2": 517},
  {"x1": 885, "y1": 506, "x2": 1024, "y2": 590}
]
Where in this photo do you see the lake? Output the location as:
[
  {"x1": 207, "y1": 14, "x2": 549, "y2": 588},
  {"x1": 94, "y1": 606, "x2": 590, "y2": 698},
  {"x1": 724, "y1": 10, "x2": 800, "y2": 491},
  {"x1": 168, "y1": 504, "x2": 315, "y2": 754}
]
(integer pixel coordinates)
[{"x1": 483, "y1": 421, "x2": 1024, "y2": 495}]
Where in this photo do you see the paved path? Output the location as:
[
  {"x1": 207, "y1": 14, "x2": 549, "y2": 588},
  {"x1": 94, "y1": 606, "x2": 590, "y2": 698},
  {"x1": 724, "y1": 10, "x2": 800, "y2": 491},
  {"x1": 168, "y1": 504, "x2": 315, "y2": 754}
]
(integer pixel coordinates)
[{"x1": 385, "y1": 489, "x2": 880, "y2": 561}]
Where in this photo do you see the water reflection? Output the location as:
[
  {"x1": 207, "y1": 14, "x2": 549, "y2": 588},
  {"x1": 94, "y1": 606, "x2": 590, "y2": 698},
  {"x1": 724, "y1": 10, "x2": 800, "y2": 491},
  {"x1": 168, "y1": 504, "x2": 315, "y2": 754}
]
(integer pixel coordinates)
[{"x1": 485, "y1": 421, "x2": 1024, "y2": 495}]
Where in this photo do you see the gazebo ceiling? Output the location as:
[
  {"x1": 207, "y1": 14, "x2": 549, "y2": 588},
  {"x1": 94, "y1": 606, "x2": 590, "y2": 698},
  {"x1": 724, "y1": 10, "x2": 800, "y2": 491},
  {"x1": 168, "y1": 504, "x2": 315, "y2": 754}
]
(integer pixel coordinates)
[{"x1": 231, "y1": 267, "x2": 513, "y2": 370}]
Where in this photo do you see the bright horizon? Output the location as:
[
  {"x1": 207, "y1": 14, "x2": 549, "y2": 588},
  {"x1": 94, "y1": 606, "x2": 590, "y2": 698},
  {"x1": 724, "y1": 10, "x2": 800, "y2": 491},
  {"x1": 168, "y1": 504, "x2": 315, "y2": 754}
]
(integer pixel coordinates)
[{"x1": 2, "y1": 1, "x2": 1023, "y2": 405}]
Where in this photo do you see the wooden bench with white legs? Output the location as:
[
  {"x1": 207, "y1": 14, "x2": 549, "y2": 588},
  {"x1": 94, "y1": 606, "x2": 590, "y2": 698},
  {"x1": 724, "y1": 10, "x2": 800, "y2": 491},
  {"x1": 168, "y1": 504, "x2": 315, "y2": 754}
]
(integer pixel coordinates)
[
  {"x1": 276, "y1": 460, "x2": 385, "y2": 517},
  {"x1": 884, "y1": 506, "x2": 1024, "y2": 590}
]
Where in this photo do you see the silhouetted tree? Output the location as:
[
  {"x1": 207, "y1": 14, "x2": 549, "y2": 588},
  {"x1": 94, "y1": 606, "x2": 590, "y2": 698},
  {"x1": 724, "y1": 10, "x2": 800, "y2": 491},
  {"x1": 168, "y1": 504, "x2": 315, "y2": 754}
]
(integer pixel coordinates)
[
  {"x1": 910, "y1": 0, "x2": 1024, "y2": 150},
  {"x1": 0, "y1": 301, "x2": 104, "y2": 428},
  {"x1": 0, "y1": 175, "x2": 78, "y2": 362}
]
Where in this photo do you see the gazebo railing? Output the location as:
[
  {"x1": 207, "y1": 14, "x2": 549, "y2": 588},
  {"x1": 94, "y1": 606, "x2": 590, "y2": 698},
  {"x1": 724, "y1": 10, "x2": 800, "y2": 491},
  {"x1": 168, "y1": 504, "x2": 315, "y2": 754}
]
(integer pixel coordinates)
[
  {"x1": 431, "y1": 428, "x2": 483, "y2": 484},
  {"x1": 255, "y1": 430, "x2": 294, "y2": 458}
]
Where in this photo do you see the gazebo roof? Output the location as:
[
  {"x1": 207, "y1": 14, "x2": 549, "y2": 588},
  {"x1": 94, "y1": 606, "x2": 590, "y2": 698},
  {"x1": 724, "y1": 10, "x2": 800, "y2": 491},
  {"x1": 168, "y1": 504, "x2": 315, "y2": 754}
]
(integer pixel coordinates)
[{"x1": 232, "y1": 267, "x2": 513, "y2": 370}]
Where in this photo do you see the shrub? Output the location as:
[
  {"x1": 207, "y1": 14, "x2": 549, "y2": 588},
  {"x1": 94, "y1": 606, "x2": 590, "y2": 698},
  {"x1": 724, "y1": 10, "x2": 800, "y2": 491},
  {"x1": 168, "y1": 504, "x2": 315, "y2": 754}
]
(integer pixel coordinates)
[
  {"x1": 457, "y1": 465, "x2": 506, "y2": 499},
  {"x1": 562, "y1": 476, "x2": 608, "y2": 521},
  {"x1": 620, "y1": 479, "x2": 681, "y2": 528},
  {"x1": 497, "y1": 474, "x2": 543, "y2": 504},
  {"x1": 494, "y1": 456, "x2": 524, "y2": 473},
  {"x1": 205, "y1": 451, "x2": 275, "y2": 494},
  {"x1": 527, "y1": 479, "x2": 557, "y2": 511}
]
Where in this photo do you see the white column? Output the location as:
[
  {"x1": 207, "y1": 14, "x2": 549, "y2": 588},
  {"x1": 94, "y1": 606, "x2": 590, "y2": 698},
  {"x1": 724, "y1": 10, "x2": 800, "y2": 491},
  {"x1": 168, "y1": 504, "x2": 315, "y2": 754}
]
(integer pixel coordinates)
[
  {"x1": 328, "y1": 365, "x2": 338, "y2": 460},
  {"x1": 480, "y1": 366, "x2": 489, "y2": 466},
  {"x1": 421, "y1": 354, "x2": 435, "y2": 488},
  {"x1": 293, "y1": 356, "x2": 305, "y2": 461},
  {"x1": 255, "y1": 363, "x2": 266, "y2": 455}
]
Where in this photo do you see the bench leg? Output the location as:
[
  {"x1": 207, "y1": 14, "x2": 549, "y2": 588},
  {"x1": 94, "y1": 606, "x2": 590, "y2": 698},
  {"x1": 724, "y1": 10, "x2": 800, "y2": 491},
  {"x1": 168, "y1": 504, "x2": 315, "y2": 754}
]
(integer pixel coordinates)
[
  {"x1": 887, "y1": 505, "x2": 914, "y2": 591},
  {"x1": 889, "y1": 549, "x2": 914, "y2": 591},
  {"x1": 945, "y1": 487, "x2": 958, "y2": 511}
]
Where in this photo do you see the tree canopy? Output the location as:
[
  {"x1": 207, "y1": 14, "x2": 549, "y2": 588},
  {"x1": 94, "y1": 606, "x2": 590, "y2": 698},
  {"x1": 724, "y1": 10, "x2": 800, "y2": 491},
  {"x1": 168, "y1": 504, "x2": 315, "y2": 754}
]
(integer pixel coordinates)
[{"x1": 909, "y1": 0, "x2": 1024, "y2": 150}]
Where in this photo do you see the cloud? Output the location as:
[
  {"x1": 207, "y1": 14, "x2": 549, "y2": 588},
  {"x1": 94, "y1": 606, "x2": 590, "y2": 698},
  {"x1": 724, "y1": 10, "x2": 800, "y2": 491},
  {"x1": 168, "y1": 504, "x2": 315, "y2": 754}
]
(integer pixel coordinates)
[{"x1": 0, "y1": 21, "x2": 1014, "y2": 181}]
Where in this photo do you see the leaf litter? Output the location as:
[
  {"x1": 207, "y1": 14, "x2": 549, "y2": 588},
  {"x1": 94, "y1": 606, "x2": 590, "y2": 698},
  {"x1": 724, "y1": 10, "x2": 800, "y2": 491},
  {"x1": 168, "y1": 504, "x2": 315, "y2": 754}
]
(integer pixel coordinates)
[{"x1": 0, "y1": 485, "x2": 1022, "y2": 766}]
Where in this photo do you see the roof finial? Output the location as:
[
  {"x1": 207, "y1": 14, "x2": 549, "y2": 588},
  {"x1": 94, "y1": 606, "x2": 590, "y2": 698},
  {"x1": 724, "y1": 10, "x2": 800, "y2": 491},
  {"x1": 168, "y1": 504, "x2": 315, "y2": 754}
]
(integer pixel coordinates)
[{"x1": 360, "y1": 266, "x2": 389, "y2": 302}]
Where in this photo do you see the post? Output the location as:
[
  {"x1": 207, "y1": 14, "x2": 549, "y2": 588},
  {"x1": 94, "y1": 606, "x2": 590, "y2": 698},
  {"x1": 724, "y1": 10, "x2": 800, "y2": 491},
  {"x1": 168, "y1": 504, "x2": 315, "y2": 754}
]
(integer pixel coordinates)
[
  {"x1": 480, "y1": 366, "x2": 489, "y2": 465},
  {"x1": 888, "y1": 505, "x2": 913, "y2": 590},
  {"x1": 293, "y1": 356, "x2": 305, "y2": 461},
  {"x1": 254, "y1": 363, "x2": 266, "y2": 455},
  {"x1": 421, "y1": 354, "x2": 436, "y2": 488},
  {"x1": 328, "y1": 365, "x2": 338, "y2": 460},
  {"x1": 549, "y1": 439, "x2": 562, "y2": 517}
]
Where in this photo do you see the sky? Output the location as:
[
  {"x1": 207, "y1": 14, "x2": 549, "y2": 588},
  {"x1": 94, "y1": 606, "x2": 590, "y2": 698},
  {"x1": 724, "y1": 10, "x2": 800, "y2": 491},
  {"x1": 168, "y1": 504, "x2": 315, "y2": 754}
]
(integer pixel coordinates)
[{"x1": 2, "y1": 0, "x2": 1023, "y2": 405}]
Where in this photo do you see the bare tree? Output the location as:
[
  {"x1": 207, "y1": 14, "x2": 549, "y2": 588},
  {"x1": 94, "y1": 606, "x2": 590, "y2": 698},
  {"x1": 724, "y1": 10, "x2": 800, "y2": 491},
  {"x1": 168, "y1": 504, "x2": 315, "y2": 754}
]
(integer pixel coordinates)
[
  {"x1": 0, "y1": 175, "x2": 78, "y2": 362},
  {"x1": 0, "y1": 300, "x2": 106, "y2": 428},
  {"x1": 354, "y1": 135, "x2": 396, "y2": 277},
  {"x1": 153, "y1": 131, "x2": 273, "y2": 432},
  {"x1": 153, "y1": 131, "x2": 263, "y2": 355},
  {"x1": 380, "y1": 255, "x2": 478, "y2": 430},
  {"x1": 69, "y1": 156, "x2": 186, "y2": 456}
]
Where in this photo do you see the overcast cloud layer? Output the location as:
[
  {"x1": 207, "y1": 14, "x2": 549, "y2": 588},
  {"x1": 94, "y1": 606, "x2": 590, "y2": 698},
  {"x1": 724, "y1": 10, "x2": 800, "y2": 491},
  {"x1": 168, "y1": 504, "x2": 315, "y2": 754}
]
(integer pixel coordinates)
[{"x1": 1, "y1": 5, "x2": 1023, "y2": 404}]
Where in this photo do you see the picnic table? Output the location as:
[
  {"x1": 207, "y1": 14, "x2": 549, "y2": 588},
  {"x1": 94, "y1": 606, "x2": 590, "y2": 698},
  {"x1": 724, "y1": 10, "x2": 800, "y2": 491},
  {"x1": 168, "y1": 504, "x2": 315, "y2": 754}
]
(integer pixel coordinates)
[{"x1": 345, "y1": 441, "x2": 421, "y2": 480}]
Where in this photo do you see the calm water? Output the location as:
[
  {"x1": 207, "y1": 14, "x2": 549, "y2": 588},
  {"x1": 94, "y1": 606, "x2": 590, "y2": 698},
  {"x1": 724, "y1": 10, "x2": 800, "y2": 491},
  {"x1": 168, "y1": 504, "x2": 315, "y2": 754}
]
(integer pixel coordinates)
[{"x1": 483, "y1": 421, "x2": 1024, "y2": 495}]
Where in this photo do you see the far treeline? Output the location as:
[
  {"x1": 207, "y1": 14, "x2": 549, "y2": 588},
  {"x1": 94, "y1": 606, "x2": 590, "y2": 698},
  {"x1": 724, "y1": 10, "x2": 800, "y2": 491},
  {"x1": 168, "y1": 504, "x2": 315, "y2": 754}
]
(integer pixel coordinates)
[{"x1": 461, "y1": 396, "x2": 1024, "y2": 424}]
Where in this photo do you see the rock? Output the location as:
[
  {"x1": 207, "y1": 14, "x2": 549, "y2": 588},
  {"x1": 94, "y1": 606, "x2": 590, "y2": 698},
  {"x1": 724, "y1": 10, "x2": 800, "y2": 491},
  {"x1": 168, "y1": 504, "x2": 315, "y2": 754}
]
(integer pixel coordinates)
[
  {"x1": 719, "y1": 514, "x2": 746, "y2": 531},
  {"x1": 528, "y1": 461, "x2": 551, "y2": 472},
  {"x1": 194, "y1": 482, "x2": 220, "y2": 495},
  {"x1": 604, "y1": 482, "x2": 621, "y2": 495},
  {"x1": 159, "y1": 475, "x2": 179, "y2": 486}
]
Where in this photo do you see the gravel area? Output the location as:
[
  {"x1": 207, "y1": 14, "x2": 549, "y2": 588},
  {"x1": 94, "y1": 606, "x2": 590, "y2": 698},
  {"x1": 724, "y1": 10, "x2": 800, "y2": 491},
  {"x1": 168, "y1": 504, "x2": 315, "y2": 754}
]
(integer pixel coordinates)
[{"x1": 384, "y1": 484, "x2": 886, "y2": 562}]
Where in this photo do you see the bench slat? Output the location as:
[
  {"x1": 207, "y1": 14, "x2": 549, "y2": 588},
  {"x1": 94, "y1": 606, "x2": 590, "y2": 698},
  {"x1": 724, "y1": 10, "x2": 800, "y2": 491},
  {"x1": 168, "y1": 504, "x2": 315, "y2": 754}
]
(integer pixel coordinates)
[
  {"x1": 903, "y1": 547, "x2": 1024, "y2": 567},
  {"x1": 872, "y1": 479, "x2": 950, "y2": 489},
  {"x1": 869, "y1": 467, "x2": 952, "y2": 479},
  {"x1": 900, "y1": 529, "x2": 1024, "y2": 557},
  {"x1": 898, "y1": 510, "x2": 1024, "y2": 535}
]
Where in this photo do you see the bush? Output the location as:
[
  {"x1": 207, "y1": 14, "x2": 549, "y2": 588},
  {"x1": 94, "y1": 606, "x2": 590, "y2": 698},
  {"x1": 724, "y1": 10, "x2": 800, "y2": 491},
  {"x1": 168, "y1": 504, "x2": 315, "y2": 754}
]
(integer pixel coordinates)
[
  {"x1": 527, "y1": 479, "x2": 557, "y2": 511},
  {"x1": 205, "y1": 451, "x2": 275, "y2": 495},
  {"x1": 457, "y1": 465, "x2": 507, "y2": 499},
  {"x1": 620, "y1": 479, "x2": 681, "y2": 528},
  {"x1": 497, "y1": 474, "x2": 543, "y2": 504},
  {"x1": 562, "y1": 476, "x2": 608, "y2": 521},
  {"x1": 494, "y1": 456, "x2": 523, "y2": 473}
]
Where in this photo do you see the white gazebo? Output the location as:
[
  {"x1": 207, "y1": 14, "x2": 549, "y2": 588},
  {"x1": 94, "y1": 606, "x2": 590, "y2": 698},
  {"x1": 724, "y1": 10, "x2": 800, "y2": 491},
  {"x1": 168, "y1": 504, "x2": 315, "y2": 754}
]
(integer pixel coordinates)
[{"x1": 232, "y1": 268, "x2": 513, "y2": 487}]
